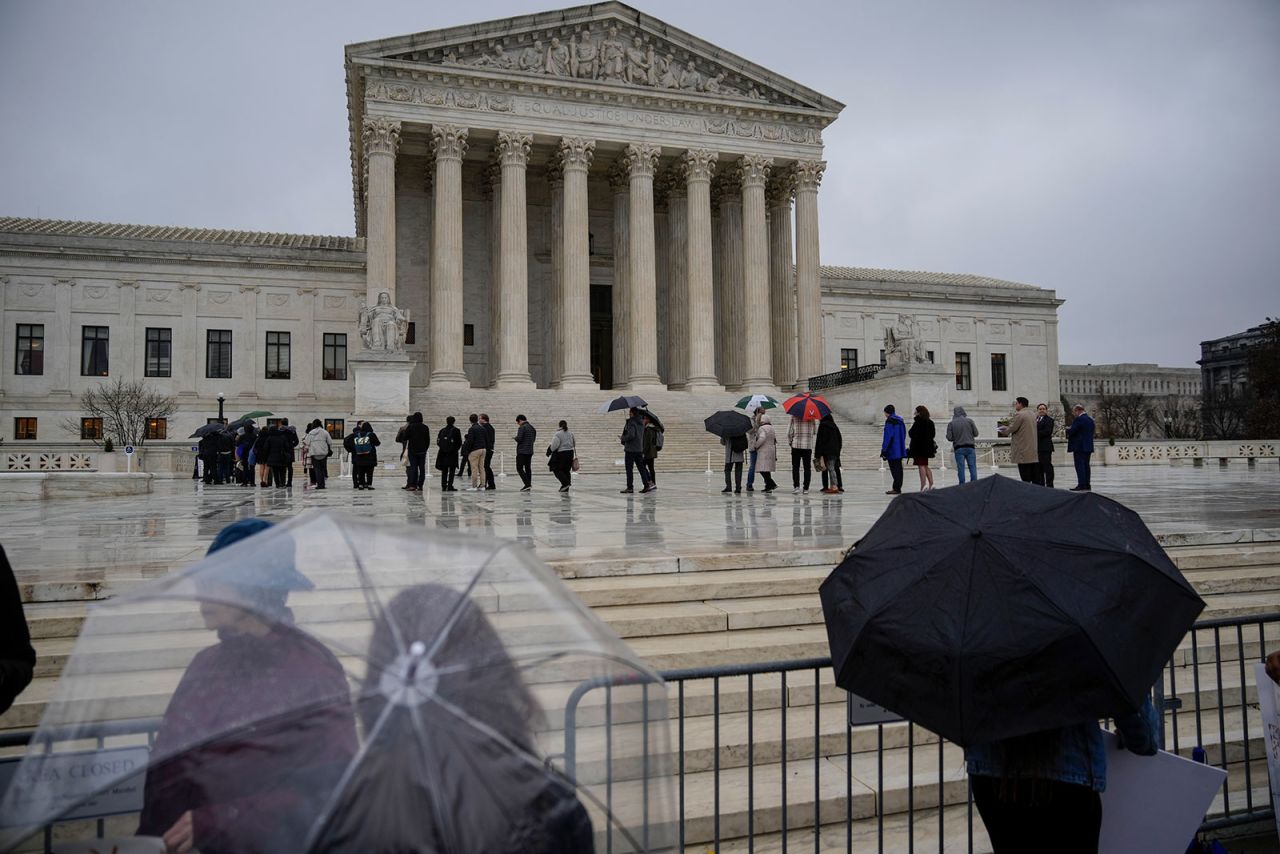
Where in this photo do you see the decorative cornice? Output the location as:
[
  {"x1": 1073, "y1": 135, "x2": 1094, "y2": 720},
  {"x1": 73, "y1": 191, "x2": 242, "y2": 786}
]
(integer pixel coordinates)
[
  {"x1": 556, "y1": 136, "x2": 595, "y2": 172},
  {"x1": 495, "y1": 130, "x2": 533, "y2": 167},
  {"x1": 362, "y1": 117, "x2": 402, "y2": 158},
  {"x1": 623, "y1": 143, "x2": 661, "y2": 180},
  {"x1": 793, "y1": 159, "x2": 826, "y2": 191},
  {"x1": 680, "y1": 149, "x2": 718, "y2": 184},
  {"x1": 430, "y1": 124, "x2": 469, "y2": 161},
  {"x1": 736, "y1": 154, "x2": 772, "y2": 188}
]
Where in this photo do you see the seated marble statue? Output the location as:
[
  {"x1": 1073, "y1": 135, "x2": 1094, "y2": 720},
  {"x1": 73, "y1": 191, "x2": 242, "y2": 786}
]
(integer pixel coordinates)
[{"x1": 358, "y1": 291, "x2": 408, "y2": 352}]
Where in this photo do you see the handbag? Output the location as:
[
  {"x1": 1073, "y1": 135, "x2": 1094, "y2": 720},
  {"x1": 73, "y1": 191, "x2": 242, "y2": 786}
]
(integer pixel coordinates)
[
  {"x1": 571, "y1": 455, "x2": 581, "y2": 473},
  {"x1": 814, "y1": 456, "x2": 826, "y2": 472}
]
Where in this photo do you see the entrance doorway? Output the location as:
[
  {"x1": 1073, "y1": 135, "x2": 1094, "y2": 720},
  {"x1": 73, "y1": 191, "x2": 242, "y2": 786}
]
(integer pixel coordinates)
[{"x1": 590, "y1": 284, "x2": 613, "y2": 389}]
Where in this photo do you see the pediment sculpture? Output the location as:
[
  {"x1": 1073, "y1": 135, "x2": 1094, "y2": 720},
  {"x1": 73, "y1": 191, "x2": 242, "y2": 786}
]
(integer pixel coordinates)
[{"x1": 358, "y1": 291, "x2": 410, "y2": 353}]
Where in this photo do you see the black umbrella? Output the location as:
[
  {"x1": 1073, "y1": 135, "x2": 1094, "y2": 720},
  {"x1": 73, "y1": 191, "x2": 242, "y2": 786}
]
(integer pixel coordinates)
[
  {"x1": 596, "y1": 395, "x2": 647, "y2": 414},
  {"x1": 225, "y1": 417, "x2": 255, "y2": 432},
  {"x1": 638, "y1": 409, "x2": 664, "y2": 431},
  {"x1": 188, "y1": 423, "x2": 227, "y2": 439},
  {"x1": 703, "y1": 410, "x2": 753, "y2": 438},
  {"x1": 819, "y1": 475, "x2": 1204, "y2": 748}
]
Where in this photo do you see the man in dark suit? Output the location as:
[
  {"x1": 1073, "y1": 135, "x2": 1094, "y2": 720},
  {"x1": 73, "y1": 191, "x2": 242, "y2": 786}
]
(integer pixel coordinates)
[
  {"x1": 1035, "y1": 403, "x2": 1056, "y2": 488},
  {"x1": 1065, "y1": 404, "x2": 1096, "y2": 491}
]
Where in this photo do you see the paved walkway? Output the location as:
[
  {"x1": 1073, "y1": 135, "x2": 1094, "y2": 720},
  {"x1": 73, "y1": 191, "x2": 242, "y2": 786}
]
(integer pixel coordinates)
[{"x1": 2, "y1": 463, "x2": 1277, "y2": 577}]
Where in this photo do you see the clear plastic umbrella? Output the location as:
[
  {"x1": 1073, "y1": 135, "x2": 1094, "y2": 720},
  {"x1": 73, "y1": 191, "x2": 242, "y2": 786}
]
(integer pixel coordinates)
[{"x1": 1, "y1": 512, "x2": 676, "y2": 853}]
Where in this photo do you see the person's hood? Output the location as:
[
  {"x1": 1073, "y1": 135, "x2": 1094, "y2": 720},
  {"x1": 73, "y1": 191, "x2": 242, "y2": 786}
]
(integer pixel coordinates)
[
  {"x1": 759, "y1": 413, "x2": 772, "y2": 425},
  {"x1": 886, "y1": 413, "x2": 905, "y2": 426},
  {"x1": 952, "y1": 406, "x2": 967, "y2": 418}
]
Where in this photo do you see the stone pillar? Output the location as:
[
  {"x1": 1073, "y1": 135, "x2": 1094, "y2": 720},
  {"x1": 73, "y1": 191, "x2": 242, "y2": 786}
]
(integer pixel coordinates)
[
  {"x1": 296, "y1": 287, "x2": 317, "y2": 400},
  {"x1": 682, "y1": 150, "x2": 719, "y2": 389},
  {"x1": 362, "y1": 118, "x2": 401, "y2": 306},
  {"x1": 654, "y1": 178, "x2": 671, "y2": 384},
  {"x1": 767, "y1": 173, "x2": 797, "y2": 388},
  {"x1": 664, "y1": 168, "x2": 689, "y2": 389},
  {"x1": 493, "y1": 130, "x2": 534, "y2": 388},
  {"x1": 738, "y1": 155, "x2": 773, "y2": 389},
  {"x1": 546, "y1": 160, "x2": 564, "y2": 387},
  {"x1": 716, "y1": 173, "x2": 744, "y2": 390},
  {"x1": 624, "y1": 143, "x2": 662, "y2": 388},
  {"x1": 794, "y1": 159, "x2": 826, "y2": 387},
  {"x1": 556, "y1": 137, "x2": 596, "y2": 387},
  {"x1": 429, "y1": 124, "x2": 469, "y2": 386},
  {"x1": 608, "y1": 159, "x2": 630, "y2": 387},
  {"x1": 0, "y1": 277, "x2": 7, "y2": 397},
  {"x1": 52, "y1": 278, "x2": 74, "y2": 396},
  {"x1": 177, "y1": 282, "x2": 199, "y2": 397},
  {"x1": 239, "y1": 285, "x2": 258, "y2": 399},
  {"x1": 484, "y1": 158, "x2": 501, "y2": 387}
]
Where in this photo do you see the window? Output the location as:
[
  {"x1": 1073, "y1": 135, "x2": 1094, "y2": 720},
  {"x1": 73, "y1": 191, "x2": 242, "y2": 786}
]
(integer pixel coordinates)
[
  {"x1": 265, "y1": 331, "x2": 290, "y2": 379},
  {"x1": 81, "y1": 326, "x2": 110, "y2": 376},
  {"x1": 955, "y1": 352, "x2": 972, "y2": 391},
  {"x1": 991, "y1": 353, "x2": 1007, "y2": 392},
  {"x1": 325, "y1": 419, "x2": 345, "y2": 440},
  {"x1": 16, "y1": 324, "x2": 44, "y2": 375},
  {"x1": 405, "y1": 322, "x2": 416, "y2": 345},
  {"x1": 464, "y1": 323, "x2": 475, "y2": 347},
  {"x1": 206, "y1": 330, "x2": 232, "y2": 379},
  {"x1": 323, "y1": 333, "x2": 348, "y2": 381},
  {"x1": 14, "y1": 417, "x2": 37, "y2": 440},
  {"x1": 145, "y1": 327, "x2": 172, "y2": 377},
  {"x1": 926, "y1": 350, "x2": 935, "y2": 364},
  {"x1": 80, "y1": 417, "x2": 103, "y2": 440},
  {"x1": 840, "y1": 349, "x2": 858, "y2": 371},
  {"x1": 879, "y1": 349, "x2": 886, "y2": 366},
  {"x1": 146, "y1": 418, "x2": 167, "y2": 440}
]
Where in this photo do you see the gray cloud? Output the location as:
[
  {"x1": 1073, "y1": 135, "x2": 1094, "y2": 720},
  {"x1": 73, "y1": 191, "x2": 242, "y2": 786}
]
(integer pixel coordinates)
[{"x1": 2, "y1": 0, "x2": 1276, "y2": 365}]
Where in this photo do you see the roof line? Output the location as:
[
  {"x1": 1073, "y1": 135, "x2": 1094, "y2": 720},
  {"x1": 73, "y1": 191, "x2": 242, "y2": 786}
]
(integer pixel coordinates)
[{"x1": 0, "y1": 217, "x2": 364, "y2": 252}]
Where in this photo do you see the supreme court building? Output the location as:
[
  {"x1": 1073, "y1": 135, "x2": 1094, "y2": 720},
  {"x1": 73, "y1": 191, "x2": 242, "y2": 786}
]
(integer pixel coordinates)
[{"x1": 0, "y1": 3, "x2": 1062, "y2": 448}]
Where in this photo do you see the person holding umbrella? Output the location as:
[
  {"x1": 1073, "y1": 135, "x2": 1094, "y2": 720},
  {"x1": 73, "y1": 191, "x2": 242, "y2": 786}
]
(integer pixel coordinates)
[
  {"x1": 750, "y1": 412, "x2": 778, "y2": 492},
  {"x1": 619, "y1": 407, "x2": 645, "y2": 494},
  {"x1": 782, "y1": 393, "x2": 830, "y2": 494},
  {"x1": 880, "y1": 404, "x2": 907, "y2": 494}
]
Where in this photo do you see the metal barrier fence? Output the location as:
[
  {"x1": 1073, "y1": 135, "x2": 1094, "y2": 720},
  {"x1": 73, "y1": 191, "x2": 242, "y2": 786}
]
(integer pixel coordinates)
[{"x1": 807, "y1": 364, "x2": 883, "y2": 392}]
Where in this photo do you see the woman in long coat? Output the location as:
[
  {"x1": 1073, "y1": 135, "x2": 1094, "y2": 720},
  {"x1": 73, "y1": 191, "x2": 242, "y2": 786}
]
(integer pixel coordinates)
[
  {"x1": 906, "y1": 405, "x2": 937, "y2": 491},
  {"x1": 750, "y1": 413, "x2": 778, "y2": 492}
]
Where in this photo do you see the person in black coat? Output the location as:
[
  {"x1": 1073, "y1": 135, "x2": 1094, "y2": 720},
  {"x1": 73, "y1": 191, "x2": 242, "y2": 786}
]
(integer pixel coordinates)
[
  {"x1": 513, "y1": 415, "x2": 537, "y2": 491},
  {"x1": 215, "y1": 430, "x2": 235, "y2": 484},
  {"x1": 400, "y1": 412, "x2": 432, "y2": 492},
  {"x1": 345, "y1": 422, "x2": 381, "y2": 490},
  {"x1": 235, "y1": 425, "x2": 256, "y2": 487},
  {"x1": 251, "y1": 428, "x2": 272, "y2": 487},
  {"x1": 1035, "y1": 403, "x2": 1056, "y2": 489},
  {"x1": 198, "y1": 434, "x2": 220, "y2": 485},
  {"x1": 814, "y1": 413, "x2": 844, "y2": 493},
  {"x1": 0, "y1": 545, "x2": 35, "y2": 716},
  {"x1": 435, "y1": 416, "x2": 463, "y2": 492},
  {"x1": 480, "y1": 414, "x2": 497, "y2": 490},
  {"x1": 906, "y1": 405, "x2": 937, "y2": 491},
  {"x1": 262, "y1": 426, "x2": 295, "y2": 488}
]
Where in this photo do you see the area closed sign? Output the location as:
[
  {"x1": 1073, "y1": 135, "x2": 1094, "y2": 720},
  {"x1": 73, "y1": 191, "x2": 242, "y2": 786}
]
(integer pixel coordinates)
[{"x1": 0, "y1": 746, "x2": 150, "y2": 824}]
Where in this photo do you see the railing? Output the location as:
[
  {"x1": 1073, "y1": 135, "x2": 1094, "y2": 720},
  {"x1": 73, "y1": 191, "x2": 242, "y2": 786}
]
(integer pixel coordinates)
[{"x1": 807, "y1": 364, "x2": 882, "y2": 391}]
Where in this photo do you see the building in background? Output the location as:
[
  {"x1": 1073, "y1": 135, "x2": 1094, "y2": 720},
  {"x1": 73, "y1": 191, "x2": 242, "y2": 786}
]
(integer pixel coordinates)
[
  {"x1": 1199, "y1": 324, "x2": 1272, "y2": 397},
  {"x1": 1059, "y1": 362, "x2": 1202, "y2": 439}
]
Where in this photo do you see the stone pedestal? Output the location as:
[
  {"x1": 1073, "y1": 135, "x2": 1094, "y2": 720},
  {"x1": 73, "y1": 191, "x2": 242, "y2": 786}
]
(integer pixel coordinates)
[
  {"x1": 351, "y1": 352, "x2": 415, "y2": 418},
  {"x1": 826, "y1": 362, "x2": 953, "y2": 426}
]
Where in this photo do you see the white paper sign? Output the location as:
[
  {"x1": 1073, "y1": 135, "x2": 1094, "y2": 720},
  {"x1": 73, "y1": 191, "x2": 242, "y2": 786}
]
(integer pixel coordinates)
[
  {"x1": 846, "y1": 693, "x2": 904, "y2": 726},
  {"x1": 1098, "y1": 731, "x2": 1226, "y2": 854},
  {"x1": 1252, "y1": 662, "x2": 1280, "y2": 839}
]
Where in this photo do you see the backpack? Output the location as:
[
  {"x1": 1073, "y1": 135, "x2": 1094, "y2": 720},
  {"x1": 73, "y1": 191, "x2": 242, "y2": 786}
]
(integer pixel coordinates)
[
  {"x1": 352, "y1": 433, "x2": 373, "y2": 455},
  {"x1": 654, "y1": 429, "x2": 664, "y2": 452},
  {"x1": 730, "y1": 434, "x2": 748, "y2": 453}
]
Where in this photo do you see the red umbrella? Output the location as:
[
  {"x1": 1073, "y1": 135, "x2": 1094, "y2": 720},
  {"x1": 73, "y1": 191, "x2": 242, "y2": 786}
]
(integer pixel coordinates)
[{"x1": 782, "y1": 393, "x2": 832, "y2": 421}]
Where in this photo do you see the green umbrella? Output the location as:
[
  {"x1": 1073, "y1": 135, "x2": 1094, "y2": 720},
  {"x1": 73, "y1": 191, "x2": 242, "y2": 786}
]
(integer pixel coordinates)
[
  {"x1": 734, "y1": 394, "x2": 779, "y2": 413},
  {"x1": 238, "y1": 410, "x2": 274, "y2": 420}
]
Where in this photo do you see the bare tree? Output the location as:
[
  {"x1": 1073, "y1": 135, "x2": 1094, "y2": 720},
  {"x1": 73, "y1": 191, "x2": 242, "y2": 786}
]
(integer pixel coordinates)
[
  {"x1": 1201, "y1": 385, "x2": 1248, "y2": 440},
  {"x1": 61, "y1": 379, "x2": 177, "y2": 448},
  {"x1": 1094, "y1": 392, "x2": 1153, "y2": 440},
  {"x1": 1156, "y1": 396, "x2": 1202, "y2": 440}
]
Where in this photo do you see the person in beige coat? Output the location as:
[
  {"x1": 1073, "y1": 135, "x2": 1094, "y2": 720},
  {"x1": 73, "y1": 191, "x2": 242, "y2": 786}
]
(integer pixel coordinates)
[
  {"x1": 751, "y1": 413, "x2": 778, "y2": 493},
  {"x1": 1005, "y1": 396, "x2": 1044, "y2": 485}
]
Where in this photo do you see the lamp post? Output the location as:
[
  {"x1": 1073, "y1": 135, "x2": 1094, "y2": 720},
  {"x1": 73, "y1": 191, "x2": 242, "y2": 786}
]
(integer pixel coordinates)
[
  {"x1": 1164, "y1": 414, "x2": 1173, "y2": 439},
  {"x1": 217, "y1": 393, "x2": 225, "y2": 424}
]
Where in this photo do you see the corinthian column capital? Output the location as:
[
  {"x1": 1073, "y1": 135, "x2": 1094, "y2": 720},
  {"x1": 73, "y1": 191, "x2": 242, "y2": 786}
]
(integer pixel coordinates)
[
  {"x1": 556, "y1": 137, "x2": 596, "y2": 172},
  {"x1": 430, "y1": 124, "x2": 469, "y2": 161},
  {"x1": 736, "y1": 155, "x2": 772, "y2": 188},
  {"x1": 793, "y1": 159, "x2": 827, "y2": 191},
  {"x1": 681, "y1": 149, "x2": 718, "y2": 183},
  {"x1": 496, "y1": 130, "x2": 533, "y2": 166},
  {"x1": 623, "y1": 143, "x2": 661, "y2": 179},
  {"x1": 362, "y1": 117, "x2": 401, "y2": 158}
]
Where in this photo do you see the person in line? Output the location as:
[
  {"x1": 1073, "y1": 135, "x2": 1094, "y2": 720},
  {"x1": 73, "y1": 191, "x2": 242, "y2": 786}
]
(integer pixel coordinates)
[
  {"x1": 279, "y1": 419, "x2": 299, "y2": 488},
  {"x1": 815, "y1": 413, "x2": 844, "y2": 494},
  {"x1": 216, "y1": 429, "x2": 235, "y2": 485},
  {"x1": 345, "y1": 421, "x2": 380, "y2": 490},
  {"x1": 547, "y1": 419, "x2": 577, "y2": 492},
  {"x1": 640, "y1": 413, "x2": 661, "y2": 493},
  {"x1": 1006, "y1": 397, "x2": 1042, "y2": 485},
  {"x1": 0, "y1": 544, "x2": 35, "y2": 715},
  {"x1": 462, "y1": 414, "x2": 488, "y2": 491},
  {"x1": 138, "y1": 519, "x2": 358, "y2": 854},
  {"x1": 946, "y1": 406, "x2": 979, "y2": 484},
  {"x1": 619, "y1": 407, "x2": 645, "y2": 494},
  {"x1": 721, "y1": 430, "x2": 748, "y2": 494},
  {"x1": 1065, "y1": 404, "x2": 1096, "y2": 491},
  {"x1": 880, "y1": 405, "x2": 907, "y2": 495},
  {"x1": 400, "y1": 412, "x2": 432, "y2": 493},
  {"x1": 304, "y1": 420, "x2": 332, "y2": 490},
  {"x1": 751, "y1": 413, "x2": 778, "y2": 493},
  {"x1": 787, "y1": 413, "x2": 815, "y2": 494},
  {"x1": 252, "y1": 426, "x2": 271, "y2": 488},
  {"x1": 1036, "y1": 403, "x2": 1056, "y2": 488},
  {"x1": 235, "y1": 424, "x2": 256, "y2": 487},
  {"x1": 514, "y1": 415, "x2": 536, "y2": 492},
  {"x1": 260, "y1": 424, "x2": 292, "y2": 489},
  {"x1": 394, "y1": 415, "x2": 412, "y2": 477},
  {"x1": 435, "y1": 416, "x2": 463, "y2": 492},
  {"x1": 966, "y1": 697, "x2": 1158, "y2": 853},
  {"x1": 480, "y1": 413, "x2": 497, "y2": 490},
  {"x1": 907, "y1": 405, "x2": 936, "y2": 491},
  {"x1": 745, "y1": 407, "x2": 763, "y2": 492},
  {"x1": 198, "y1": 432, "x2": 220, "y2": 485}
]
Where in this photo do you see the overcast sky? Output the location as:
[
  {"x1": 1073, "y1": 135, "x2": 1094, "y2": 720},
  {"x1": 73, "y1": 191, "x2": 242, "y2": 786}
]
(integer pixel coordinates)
[{"x1": 2, "y1": 1, "x2": 1276, "y2": 366}]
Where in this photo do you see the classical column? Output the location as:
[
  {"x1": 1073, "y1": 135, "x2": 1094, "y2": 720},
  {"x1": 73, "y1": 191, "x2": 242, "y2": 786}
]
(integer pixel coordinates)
[
  {"x1": 493, "y1": 130, "x2": 534, "y2": 388},
  {"x1": 654, "y1": 177, "x2": 671, "y2": 384},
  {"x1": 239, "y1": 285, "x2": 258, "y2": 399},
  {"x1": 52, "y1": 278, "x2": 74, "y2": 395},
  {"x1": 362, "y1": 117, "x2": 401, "y2": 305},
  {"x1": 177, "y1": 282, "x2": 199, "y2": 396},
  {"x1": 429, "y1": 124, "x2": 469, "y2": 386},
  {"x1": 624, "y1": 143, "x2": 662, "y2": 387},
  {"x1": 608, "y1": 159, "x2": 630, "y2": 386},
  {"x1": 767, "y1": 172, "x2": 797, "y2": 388},
  {"x1": 738, "y1": 155, "x2": 773, "y2": 389},
  {"x1": 546, "y1": 160, "x2": 564, "y2": 387},
  {"x1": 296, "y1": 287, "x2": 317, "y2": 400},
  {"x1": 484, "y1": 158, "x2": 501, "y2": 387},
  {"x1": 716, "y1": 173, "x2": 744, "y2": 389},
  {"x1": 682, "y1": 150, "x2": 719, "y2": 388},
  {"x1": 557, "y1": 137, "x2": 597, "y2": 387},
  {"x1": 115, "y1": 280, "x2": 137, "y2": 382},
  {"x1": 664, "y1": 168, "x2": 689, "y2": 389},
  {"x1": 794, "y1": 159, "x2": 826, "y2": 387}
]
